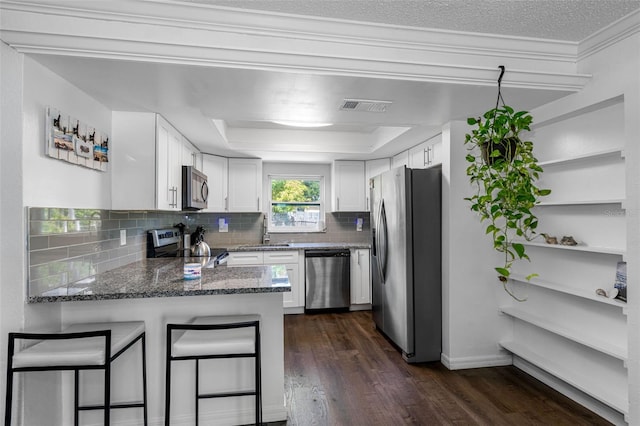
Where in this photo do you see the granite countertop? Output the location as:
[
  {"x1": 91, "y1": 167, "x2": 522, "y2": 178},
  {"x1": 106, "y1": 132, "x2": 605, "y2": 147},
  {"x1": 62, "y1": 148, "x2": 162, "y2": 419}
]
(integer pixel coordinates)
[
  {"x1": 29, "y1": 258, "x2": 291, "y2": 303},
  {"x1": 229, "y1": 242, "x2": 371, "y2": 252}
]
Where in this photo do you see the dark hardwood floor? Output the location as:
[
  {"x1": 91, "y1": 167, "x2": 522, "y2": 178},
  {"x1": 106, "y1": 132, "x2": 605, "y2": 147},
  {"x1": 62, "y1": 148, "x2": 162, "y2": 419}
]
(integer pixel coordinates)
[{"x1": 282, "y1": 311, "x2": 611, "y2": 425}]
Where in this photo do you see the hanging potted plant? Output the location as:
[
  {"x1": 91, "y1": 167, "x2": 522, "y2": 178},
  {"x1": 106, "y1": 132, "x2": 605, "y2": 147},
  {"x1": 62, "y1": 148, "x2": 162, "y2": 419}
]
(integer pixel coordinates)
[{"x1": 464, "y1": 67, "x2": 551, "y2": 300}]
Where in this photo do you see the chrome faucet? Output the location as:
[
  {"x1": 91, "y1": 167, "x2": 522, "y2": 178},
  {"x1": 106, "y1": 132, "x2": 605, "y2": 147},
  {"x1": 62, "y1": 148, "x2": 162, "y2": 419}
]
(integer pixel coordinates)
[{"x1": 262, "y1": 215, "x2": 270, "y2": 244}]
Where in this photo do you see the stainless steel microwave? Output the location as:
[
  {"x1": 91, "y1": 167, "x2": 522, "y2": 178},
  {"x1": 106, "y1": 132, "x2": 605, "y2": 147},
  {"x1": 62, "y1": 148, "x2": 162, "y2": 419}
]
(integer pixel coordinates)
[{"x1": 182, "y1": 166, "x2": 208, "y2": 210}]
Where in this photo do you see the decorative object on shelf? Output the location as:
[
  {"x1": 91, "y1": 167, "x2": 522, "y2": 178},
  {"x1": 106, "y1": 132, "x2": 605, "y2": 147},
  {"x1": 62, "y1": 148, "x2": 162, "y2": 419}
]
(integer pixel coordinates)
[
  {"x1": 614, "y1": 261, "x2": 627, "y2": 302},
  {"x1": 595, "y1": 287, "x2": 619, "y2": 299},
  {"x1": 45, "y1": 107, "x2": 109, "y2": 171},
  {"x1": 464, "y1": 66, "x2": 551, "y2": 300},
  {"x1": 560, "y1": 235, "x2": 578, "y2": 246},
  {"x1": 540, "y1": 233, "x2": 558, "y2": 244}
]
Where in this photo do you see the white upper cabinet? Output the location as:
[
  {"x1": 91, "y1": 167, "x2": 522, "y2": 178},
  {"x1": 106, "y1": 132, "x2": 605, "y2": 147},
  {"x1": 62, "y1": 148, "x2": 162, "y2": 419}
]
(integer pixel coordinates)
[
  {"x1": 332, "y1": 160, "x2": 366, "y2": 212},
  {"x1": 111, "y1": 112, "x2": 183, "y2": 211},
  {"x1": 156, "y1": 116, "x2": 183, "y2": 210},
  {"x1": 392, "y1": 150, "x2": 409, "y2": 169},
  {"x1": 365, "y1": 158, "x2": 391, "y2": 182},
  {"x1": 365, "y1": 159, "x2": 391, "y2": 211},
  {"x1": 201, "y1": 154, "x2": 228, "y2": 212},
  {"x1": 182, "y1": 137, "x2": 200, "y2": 170},
  {"x1": 408, "y1": 134, "x2": 443, "y2": 169},
  {"x1": 228, "y1": 158, "x2": 262, "y2": 212}
]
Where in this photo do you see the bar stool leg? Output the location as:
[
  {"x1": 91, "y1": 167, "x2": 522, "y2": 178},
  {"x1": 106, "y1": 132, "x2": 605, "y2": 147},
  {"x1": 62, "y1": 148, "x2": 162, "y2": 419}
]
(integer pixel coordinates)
[
  {"x1": 142, "y1": 334, "x2": 148, "y2": 426},
  {"x1": 255, "y1": 324, "x2": 262, "y2": 426},
  {"x1": 165, "y1": 326, "x2": 172, "y2": 426},
  {"x1": 5, "y1": 335, "x2": 15, "y2": 426},
  {"x1": 104, "y1": 363, "x2": 111, "y2": 425},
  {"x1": 74, "y1": 370, "x2": 80, "y2": 426},
  {"x1": 195, "y1": 359, "x2": 200, "y2": 426}
]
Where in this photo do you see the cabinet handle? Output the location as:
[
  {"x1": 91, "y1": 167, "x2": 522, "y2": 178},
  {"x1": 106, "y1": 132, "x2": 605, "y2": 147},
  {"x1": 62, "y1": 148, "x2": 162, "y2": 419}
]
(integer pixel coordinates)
[
  {"x1": 423, "y1": 149, "x2": 428, "y2": 167},
  {"x1": 257, "y1": 197, "x2": 260, "y2": 211},
  {"x1": 225, "y1": 196, "x2": 228, "y2": 211},
  {"x1": 357, "y1": 251, "x2": 361, "y2": 266},
  {"x1": 337, "y1": 197, "x2": 340, "y2": 210},
  {"x1": 169, "y1": 187, "x2": 175, "y2": 207}
]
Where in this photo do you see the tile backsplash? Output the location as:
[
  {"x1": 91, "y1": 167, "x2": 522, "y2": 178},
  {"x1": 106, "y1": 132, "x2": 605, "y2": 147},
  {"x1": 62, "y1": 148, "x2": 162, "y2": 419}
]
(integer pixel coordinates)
[{"x1": 27, "y1": 207, "x2": 370, "y2": 296}]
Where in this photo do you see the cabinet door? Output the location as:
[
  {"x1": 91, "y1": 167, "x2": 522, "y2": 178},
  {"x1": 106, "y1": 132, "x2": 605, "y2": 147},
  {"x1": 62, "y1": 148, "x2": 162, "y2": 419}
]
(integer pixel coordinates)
[
  {"x1": 156, "y1": 116, "x2": 182, "y2": 211},
  {"x1": 227, "y1": 251, "x2": 263, "y2": 266},
  {"x1": 182, "y1": 137, "x2": 198, "y2": 169},
  {"x1": 228, "y1": 158, "x2": 262, "y2": 212},
  {"x1": 201, "y1": 154, "x2": 228, "y2": 212},
  {"x1": 278, "y1": 264, "x2": 300, "y2": 309},
  {"x1": 350, "y1": 249, "x2": 371, "y2": 304},
  {"x1": 333, "y1": 160, "x2": 366, "y2": 211},
  {"x1": 409, "y1": 141, "x2": 429, "y2": 169},
  {"x1": 392, "y1": 151, "x2": 409, "y2": 169},
  {"x1": 429, "y1": 139, "x2": 443, "y2": 166},
  {"x1": 365, "y1": 159, "x2": 391, "y2": 212}
]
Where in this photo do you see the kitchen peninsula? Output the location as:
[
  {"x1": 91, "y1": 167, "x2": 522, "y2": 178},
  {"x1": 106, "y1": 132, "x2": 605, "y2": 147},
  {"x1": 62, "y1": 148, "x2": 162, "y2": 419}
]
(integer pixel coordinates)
[{"x1": 27, "y1": 259, "x2": 290, "y2": 425}]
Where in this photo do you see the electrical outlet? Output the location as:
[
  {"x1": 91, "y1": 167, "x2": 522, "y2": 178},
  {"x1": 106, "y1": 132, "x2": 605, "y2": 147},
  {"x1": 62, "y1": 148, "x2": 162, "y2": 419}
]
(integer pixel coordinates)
[
  {"x1": 120, "y1": 229, "x2": 127, "y2": 245},
  {"x1": 356, "y1": 217, "x2": 363, "y2": 232}
]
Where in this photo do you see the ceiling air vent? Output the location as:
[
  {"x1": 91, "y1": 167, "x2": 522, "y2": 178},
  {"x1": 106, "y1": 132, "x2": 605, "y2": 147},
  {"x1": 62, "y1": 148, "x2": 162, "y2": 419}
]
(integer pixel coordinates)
[{"x1": 340, "y1": 99, "x2": 392, "y2": 113}]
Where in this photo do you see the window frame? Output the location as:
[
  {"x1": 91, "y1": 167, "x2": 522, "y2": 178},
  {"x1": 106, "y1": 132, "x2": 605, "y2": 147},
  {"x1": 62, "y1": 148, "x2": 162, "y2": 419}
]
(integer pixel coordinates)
[{"x1": 267, "y1": 174, "x2": 325, "y2": 233}]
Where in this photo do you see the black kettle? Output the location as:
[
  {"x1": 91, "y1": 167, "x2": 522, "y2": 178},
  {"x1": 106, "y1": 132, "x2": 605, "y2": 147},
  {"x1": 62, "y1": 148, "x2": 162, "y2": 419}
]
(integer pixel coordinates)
[{"x1": 190, "y1": 226, "x2": 211, "y2": 257}]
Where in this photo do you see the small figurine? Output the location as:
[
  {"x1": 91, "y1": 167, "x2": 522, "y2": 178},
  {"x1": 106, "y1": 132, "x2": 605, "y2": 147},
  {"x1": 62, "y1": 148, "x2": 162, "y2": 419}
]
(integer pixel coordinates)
[
  {"x1": 540, "y1": 233, "x2": 558, "y2": 244},
  {"x1": 560, "y1": 236, "x2": 578, "y2": 246}
]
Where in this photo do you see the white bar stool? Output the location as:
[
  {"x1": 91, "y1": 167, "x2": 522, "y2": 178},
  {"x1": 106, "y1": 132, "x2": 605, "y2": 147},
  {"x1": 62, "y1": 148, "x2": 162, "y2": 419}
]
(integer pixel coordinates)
[
  {"x1": 165, "y1": 315, "x2": 261, "y2": 426},
  {"x1": 5, "y1": 321, "x2": 147, "y2": 426}
]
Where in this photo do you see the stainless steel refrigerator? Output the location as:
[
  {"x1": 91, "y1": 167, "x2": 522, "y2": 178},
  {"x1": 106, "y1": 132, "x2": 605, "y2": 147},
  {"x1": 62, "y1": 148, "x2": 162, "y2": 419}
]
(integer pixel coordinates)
[{"x1": 370, "y1": 165, "x2": 441, "y2": 363}]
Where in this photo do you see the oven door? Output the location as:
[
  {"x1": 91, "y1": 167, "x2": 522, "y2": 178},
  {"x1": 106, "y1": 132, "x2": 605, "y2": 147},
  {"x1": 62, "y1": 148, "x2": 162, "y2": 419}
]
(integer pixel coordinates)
[{"x1": 182, "y1": 166, "x2": 208, "y2": 210}]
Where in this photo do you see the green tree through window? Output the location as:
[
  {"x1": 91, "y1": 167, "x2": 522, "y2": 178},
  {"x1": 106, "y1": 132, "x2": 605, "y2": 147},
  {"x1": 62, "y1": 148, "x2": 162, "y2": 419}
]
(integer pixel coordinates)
[{"x1": 269, "y1": 177, "x2": 323, "y2": 231}]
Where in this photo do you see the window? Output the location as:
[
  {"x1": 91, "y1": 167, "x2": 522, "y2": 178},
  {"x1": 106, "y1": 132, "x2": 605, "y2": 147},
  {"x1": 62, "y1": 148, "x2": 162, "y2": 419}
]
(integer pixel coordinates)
[{"x1": 268, "y1": 175, "x2": 324, "y2": 232}]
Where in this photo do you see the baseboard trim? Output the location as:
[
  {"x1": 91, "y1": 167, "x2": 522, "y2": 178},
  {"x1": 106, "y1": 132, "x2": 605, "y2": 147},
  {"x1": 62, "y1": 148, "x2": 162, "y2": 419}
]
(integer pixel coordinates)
[
  {"x1": 513, "y1": 356, "x2": 627, "y2": 426},
  {"x1": 441, "y1": 352, "x2": 513, "y2": 370}
]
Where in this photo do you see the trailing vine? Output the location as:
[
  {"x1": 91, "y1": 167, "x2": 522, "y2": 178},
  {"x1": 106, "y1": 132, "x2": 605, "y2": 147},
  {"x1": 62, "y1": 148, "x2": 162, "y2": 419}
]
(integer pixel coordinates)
[{"x1": 464, "y1": 105, "x2": 550, "y2": 300}]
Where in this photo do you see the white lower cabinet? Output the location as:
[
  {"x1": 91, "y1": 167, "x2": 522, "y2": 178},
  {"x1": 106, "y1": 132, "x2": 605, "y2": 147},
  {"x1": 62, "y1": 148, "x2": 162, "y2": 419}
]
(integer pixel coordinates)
[
  {"x1": 227, "y1": 250, "x2": 304, "y2": 312},
  {"x1": 350, "y1": 249, "x2": 371, "y2": 306}
]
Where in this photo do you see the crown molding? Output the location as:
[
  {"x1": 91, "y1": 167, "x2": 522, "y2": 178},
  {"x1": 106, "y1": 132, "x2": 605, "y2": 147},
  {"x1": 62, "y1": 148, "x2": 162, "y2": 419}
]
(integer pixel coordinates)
[
  {"x1": 578, "y1": 9, "x2": 640, "y2": 61},
  {"x1": 0, "y1": 0, "x2": 590, "y2": 91}
]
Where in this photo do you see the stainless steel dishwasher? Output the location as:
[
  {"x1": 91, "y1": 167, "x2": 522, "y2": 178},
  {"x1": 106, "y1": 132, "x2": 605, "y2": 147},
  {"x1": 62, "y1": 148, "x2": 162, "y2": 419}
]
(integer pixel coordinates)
[{"x1": 305, "y1": 249, "x2": 351, "y2": 311}]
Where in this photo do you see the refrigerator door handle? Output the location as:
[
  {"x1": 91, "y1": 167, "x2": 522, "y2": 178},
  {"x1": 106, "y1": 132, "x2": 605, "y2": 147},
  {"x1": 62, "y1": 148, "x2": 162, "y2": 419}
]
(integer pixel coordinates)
[{"x1": 378, "y1": 199, "x2": 388, "y2": 283}]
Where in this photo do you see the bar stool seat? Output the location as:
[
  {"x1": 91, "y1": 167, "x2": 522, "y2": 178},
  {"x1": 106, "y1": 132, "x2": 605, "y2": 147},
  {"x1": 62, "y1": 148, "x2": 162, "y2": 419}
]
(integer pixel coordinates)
[
  {"x1": 5, "y1": 321, "x2": 148, "y2": 426},
  {"x1": 165, "y1": 315, "x2": 261, "y2": 426},
  {"x1": 12, "y1": 321, "x2": 146, "y2": 368}
]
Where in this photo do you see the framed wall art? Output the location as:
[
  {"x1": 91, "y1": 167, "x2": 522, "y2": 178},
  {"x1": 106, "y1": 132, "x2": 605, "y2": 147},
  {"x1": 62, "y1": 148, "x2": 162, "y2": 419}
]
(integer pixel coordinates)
[{"x1": 45, "y1": 107, "x2": 109, "y2": 171}]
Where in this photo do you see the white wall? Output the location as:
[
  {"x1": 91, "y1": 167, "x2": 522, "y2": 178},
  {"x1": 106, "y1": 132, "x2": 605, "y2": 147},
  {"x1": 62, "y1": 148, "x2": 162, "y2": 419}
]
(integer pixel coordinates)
[
  {"x1": 0, "y1": 44, "x2": 114, "y2": 424},
  {"x1": 0, "y1": 40, "x2": 28, "y2": 425},
  {"x1": 440, "y1": 120, "x2": 513, "y2": 369},
  {"x1": 22, "y1": 55, "x2": 112, "y2": 209}
]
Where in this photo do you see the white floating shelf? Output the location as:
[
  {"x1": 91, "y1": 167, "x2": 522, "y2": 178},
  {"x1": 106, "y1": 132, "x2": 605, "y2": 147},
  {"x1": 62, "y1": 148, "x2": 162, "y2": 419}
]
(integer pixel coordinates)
[
  {"x1": 500, "y1": 340, "x2": 628, "y2": 414},
  {"x1": 500, "y1": 305, "x2": 627, "y2": 360},
  {"x1": 509, "y1": 273, "x2": 627, "y2": 309},
  {"x1": 536, "y1": 199, "x2": 625, "y2": 207},
  {"x1": 520, "y1": 240, "x2": 625, "y2": 256},
  {"x1": 538, "y1": 148, "x2": 624, "y2": 167}
]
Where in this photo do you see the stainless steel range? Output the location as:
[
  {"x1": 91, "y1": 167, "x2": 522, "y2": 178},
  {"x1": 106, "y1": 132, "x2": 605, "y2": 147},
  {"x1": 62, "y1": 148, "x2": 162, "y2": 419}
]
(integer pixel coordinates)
[{"x1": 146, "y1": 228, "x2": 227, "y2": 261}]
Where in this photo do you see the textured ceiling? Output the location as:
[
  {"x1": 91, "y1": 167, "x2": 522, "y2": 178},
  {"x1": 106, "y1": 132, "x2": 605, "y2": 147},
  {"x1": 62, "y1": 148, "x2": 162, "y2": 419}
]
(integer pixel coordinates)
[{"x1": 185, "y1": 0, "x2": 640, "y2": 41}]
